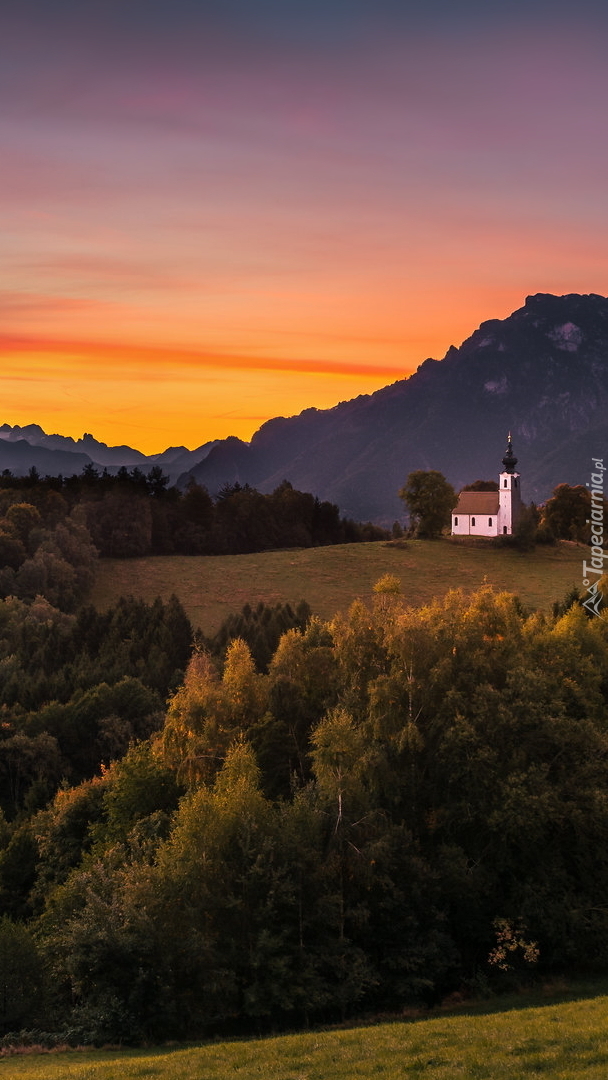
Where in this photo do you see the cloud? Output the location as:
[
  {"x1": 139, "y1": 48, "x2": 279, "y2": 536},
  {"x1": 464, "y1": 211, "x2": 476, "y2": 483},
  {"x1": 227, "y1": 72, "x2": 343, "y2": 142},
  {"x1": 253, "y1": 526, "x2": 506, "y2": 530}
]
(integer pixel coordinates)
[{"x1": 0, "y1": 333, "x2": 408, "y2": 380}]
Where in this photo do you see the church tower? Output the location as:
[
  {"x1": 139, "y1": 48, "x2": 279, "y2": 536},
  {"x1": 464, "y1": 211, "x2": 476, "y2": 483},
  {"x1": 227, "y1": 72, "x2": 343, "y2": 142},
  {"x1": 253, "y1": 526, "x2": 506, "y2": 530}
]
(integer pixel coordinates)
[
  {"x1": 498, "y1": 433, "x2": 522, "y2": 535},
  {"x1": 451, "y1": 434, "x2": 523, "y2": 537}
]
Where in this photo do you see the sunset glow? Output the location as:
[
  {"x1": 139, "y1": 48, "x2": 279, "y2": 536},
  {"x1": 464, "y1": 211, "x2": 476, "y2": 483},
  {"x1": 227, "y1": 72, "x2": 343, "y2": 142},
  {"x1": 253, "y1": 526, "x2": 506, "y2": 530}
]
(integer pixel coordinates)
[{"x1": 2, "y1": 1, "x2": 608, "y2": 453}]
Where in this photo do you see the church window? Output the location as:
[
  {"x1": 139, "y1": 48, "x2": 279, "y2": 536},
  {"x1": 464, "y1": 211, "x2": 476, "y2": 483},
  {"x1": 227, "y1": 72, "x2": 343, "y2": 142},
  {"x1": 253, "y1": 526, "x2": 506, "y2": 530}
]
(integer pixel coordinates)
[
  {"x1": 503, "y1": 479, "x2": 507, "y2": 487},
  {"x1": 454, "y1": 516, "x2": 458, "y2": 526},
  {"x1": 488, "y1": 518, "x2": 492, "y2": 526},
  {"x1": 503, "y1": 526, "x2": 507, "y2": 534},
  {"x1": 471, "y1": 517, "x2": 476, "y2": 526}
]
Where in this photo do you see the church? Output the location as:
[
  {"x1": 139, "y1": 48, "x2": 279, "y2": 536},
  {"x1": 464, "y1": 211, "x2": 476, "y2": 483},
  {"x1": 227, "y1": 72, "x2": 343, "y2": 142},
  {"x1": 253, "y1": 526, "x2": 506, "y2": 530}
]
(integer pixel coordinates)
[{"x1": 451, "y1": 435, "x2": 522, "y2": 537}]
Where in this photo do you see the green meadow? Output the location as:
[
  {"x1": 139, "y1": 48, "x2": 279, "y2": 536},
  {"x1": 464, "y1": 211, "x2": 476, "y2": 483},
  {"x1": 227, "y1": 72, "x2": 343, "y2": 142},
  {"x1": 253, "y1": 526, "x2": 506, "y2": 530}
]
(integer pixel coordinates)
[
  {"x1": 6, "y1": 984, "x2": 608, "y2": 1079},
  {"x1": 89, "y1": 538, "x2": 583, "y2": 634}
]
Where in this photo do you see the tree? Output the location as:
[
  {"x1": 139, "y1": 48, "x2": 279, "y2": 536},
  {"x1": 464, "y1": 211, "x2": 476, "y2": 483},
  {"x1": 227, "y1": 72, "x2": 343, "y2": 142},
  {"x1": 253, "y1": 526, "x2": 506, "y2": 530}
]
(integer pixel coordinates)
[
  {"x1": 0, "y1": 917, "x2": 44, "y2": 1031},
  {"x1": 84, "y1": 492, "x2": 152, "y2": 557},
  {"x1": 0, "y1": 529, "x2": 26, "y2": 571},
  {"x1": 541, "y1": 483, "x2": 592, "y2": 542},
  {"x1": 153, "y1": 742, "x2": 298, "y2": 1030},
  {"x1": 399, "y1": 470, "x2": 456, "y2": 538},
  {"x1": 31, "y1": 777, "x2": 109, "y2": 905},
  {"x1": 159, "y1": 643, "x2": 268, "y2": 784},
  {"x1": 14, "y1": 551, "x2": 79, "y2": 611},
  {"x1": 462, "y1": 479, "x2": 499, "y2": 491},
  {"x1": 3, "y1": 502, "x2": 42, "y2": 552},
  {"x1": 146, "y1": 465, "x2": 169, "y2": 497},
  {"x1": 511, "y1": 504, "x2": 538, "y2": 551},
  {"x1": 208, "y1": 599, "x2": 311, "y2": 672},
  {"x1": 267, "y1": 619, "x2": 339, "y2": 781},
  {"x1": 94, "y1": 742, "x2": 182, "y2": 847},
  {"x1": 372, "y1": 573, "x2": 403, "y2": 618},
  {"x1": 174, "y1": 481, "x2": 214, "y2": 554},
  {"x1": 310, "y1": 707, "x2": 369, "y2": 833}
]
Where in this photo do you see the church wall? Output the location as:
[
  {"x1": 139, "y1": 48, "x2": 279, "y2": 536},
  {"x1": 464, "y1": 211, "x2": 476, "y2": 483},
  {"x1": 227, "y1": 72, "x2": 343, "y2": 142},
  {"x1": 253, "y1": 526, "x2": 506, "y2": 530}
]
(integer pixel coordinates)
[
  {"x1": 469, "y1": 514, "x2": 499, "y2": 536},
  {"x1": 451, "y1": 515, "x2": 470, "y2": 535},
  {"x1": 498, "y1": 471, "x2": 521, "y2": 534},
  {"x1": 451, "y1": 514, "x2": 499, "y2": 537}
]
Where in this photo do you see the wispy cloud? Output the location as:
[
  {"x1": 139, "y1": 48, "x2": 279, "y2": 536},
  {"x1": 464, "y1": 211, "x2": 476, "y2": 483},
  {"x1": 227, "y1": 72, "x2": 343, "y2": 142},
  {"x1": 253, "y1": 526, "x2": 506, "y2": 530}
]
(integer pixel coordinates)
[{"x1": 0, "y1": 334, "x2": 408, "y2": 380}]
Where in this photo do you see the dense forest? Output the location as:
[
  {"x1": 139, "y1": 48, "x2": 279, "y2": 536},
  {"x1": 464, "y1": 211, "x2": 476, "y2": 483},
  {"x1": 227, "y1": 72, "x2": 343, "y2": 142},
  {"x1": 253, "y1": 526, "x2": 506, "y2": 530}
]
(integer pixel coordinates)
[
  {"x1": 0, "y1": 467, "x2": 386, "y2": 575},
  {"x1": 0, "y1": 465, "x2": 607, "y2": 1045},
  {"x1": 1, "y1": 561, "x2": 608, "y2": 1044}
]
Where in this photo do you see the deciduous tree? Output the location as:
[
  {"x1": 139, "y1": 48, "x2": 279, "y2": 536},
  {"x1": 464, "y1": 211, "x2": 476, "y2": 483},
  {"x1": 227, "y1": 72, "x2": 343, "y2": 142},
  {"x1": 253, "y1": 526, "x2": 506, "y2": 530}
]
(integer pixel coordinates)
[{"x1": 399, "y1": 470, "x2": 456, "y2": 538}]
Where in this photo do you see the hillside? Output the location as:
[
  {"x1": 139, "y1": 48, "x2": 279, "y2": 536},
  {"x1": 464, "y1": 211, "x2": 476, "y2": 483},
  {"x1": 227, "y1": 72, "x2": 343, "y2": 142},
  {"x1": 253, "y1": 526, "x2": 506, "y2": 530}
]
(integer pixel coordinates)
[
  {"x1": 6, "y1": 981, "x2": 608, "y2": 1078},
  {"x1": 4, "y1": 540, "x2": 606, "y2": 1046},
  {"x1": 89, "y1": 539, "x2": 583, "y2": 634}
]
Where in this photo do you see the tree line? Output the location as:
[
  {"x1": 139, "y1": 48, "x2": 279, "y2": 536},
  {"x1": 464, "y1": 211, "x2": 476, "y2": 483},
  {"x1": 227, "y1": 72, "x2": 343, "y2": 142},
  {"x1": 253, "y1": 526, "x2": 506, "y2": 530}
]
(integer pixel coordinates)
[
  {"x1": 0, "y1": 468, "x2": 387, "y2": 564},
  {"x1": 1, "y1": 580, "x2": 608, "y2": 1043}
]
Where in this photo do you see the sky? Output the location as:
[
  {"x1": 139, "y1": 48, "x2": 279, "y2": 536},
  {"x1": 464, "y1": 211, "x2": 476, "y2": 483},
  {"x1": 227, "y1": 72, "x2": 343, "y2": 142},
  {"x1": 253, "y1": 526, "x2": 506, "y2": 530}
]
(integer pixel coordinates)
[{"x1": 2, "y1": 0, "x2": 608, "y2": 453}]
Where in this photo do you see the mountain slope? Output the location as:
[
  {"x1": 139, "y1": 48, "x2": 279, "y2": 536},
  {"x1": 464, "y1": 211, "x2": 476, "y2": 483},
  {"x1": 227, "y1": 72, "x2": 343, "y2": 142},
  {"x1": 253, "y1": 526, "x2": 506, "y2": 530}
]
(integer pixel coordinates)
[
  {"x1": 182, "y1": 293, "x2": 608, "y2": 522},
  {"x1": 0, "y1": 428, "x2": 218, "y2": 485},
  {"x1": 0, "y1": 438, "x2": 95, "y2": 477}
]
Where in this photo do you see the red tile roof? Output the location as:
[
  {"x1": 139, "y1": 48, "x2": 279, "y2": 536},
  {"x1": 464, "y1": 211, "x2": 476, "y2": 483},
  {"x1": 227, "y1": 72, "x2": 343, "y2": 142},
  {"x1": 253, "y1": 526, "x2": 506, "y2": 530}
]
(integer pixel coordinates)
[{"x1": 453, "y1": 491, "x2": 500, "y2": 515}]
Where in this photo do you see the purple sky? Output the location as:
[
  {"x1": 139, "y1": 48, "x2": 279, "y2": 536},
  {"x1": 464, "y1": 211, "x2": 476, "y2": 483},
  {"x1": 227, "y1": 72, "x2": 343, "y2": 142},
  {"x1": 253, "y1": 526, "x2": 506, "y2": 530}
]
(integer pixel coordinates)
[{"x1": 2, "y1": 0, "x2": 608, "y2": 450}]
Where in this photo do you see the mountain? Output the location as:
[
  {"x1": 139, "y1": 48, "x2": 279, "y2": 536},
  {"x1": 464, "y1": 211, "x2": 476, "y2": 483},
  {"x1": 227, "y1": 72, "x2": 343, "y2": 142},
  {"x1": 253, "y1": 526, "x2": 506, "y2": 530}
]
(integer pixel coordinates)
[
  {"x1": 0, "y1": 438, "x2": 95, "y2": 477},
  {"x1": 180, "y1": 293, "x2": 608, "y2": 523},
  {"x1": 0, "y1": 425, "x2": 148, "y2": 465},
  {"x1": 3, "y1": 294, "x2": 607, "y2": 522},
  {"x1": 0, "y1": 426, "x2": 218, "y2": 485},
  {"x1": 147, "y1": 442, "x2": 220, "y2": 476}
]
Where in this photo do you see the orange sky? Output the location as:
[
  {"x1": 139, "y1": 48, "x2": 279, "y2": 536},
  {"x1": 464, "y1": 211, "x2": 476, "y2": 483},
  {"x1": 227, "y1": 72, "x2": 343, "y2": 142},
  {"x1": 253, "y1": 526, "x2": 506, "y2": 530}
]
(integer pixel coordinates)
[{"x1": 2, "y1": 3, "x2": 608, "y2": 453}]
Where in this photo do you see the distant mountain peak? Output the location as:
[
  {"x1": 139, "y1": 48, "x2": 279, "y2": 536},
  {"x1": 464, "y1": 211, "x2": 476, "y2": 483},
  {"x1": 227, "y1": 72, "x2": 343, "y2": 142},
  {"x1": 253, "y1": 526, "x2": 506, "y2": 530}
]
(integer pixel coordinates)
[
  {"x1": 182, "y1": 292, "x2": 608, "y2": 523},
  {"x1": 0, "y1": 424, "x2": 218, "y2": 485}
]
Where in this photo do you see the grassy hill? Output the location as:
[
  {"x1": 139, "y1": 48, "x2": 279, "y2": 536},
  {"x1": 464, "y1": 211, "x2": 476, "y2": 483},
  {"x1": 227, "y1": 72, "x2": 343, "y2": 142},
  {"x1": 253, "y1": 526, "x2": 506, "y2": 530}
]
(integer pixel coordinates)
[
  {"x1": 88, "y1": 538, "x2": 583, "y2": 635},
  {"x1": 6, "y1": 981, "x2": 608, "y2": 1078}
]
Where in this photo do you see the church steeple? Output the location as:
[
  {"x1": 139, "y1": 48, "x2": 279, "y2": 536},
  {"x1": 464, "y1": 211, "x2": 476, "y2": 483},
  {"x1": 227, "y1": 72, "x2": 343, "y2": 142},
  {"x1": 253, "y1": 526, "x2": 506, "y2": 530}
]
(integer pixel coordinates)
[
  {"x1": 498, "y1": 432, "x2": 522, "y2": 535},
  {"x1": 502, "y1": 432, "x2": 518, "y2": 474}
]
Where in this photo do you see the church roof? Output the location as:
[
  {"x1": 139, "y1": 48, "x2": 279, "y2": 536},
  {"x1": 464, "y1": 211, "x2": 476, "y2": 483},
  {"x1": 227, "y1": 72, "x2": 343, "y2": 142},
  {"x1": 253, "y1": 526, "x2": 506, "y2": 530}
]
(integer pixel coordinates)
[
  {"x1": 502, "y1": 434, "x2": 518, "y2": 474},
  {"x1": 453, "y1": 491, "x2": 500, "y2": 515}
]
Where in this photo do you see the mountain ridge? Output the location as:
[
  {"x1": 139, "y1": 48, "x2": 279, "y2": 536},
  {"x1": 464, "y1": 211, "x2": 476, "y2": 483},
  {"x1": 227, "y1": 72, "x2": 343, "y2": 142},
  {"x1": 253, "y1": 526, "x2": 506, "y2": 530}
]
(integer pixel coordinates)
[
  {"x1": 3, "y1": 293, "x2": 607, "y2": 522},
  {"x1": 0, "y1": 425, "x2": 219, "y2": 486},
  {"x1": 179, "y1": 292, "x2": 608, "y2": 521}
]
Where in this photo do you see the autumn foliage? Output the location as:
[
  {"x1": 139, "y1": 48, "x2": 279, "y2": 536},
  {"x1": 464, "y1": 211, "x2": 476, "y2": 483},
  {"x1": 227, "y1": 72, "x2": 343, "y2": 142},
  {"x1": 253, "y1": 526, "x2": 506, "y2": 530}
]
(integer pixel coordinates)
[{"x1": 0, "y1": 581, "x2": 607, "y2": 1042}]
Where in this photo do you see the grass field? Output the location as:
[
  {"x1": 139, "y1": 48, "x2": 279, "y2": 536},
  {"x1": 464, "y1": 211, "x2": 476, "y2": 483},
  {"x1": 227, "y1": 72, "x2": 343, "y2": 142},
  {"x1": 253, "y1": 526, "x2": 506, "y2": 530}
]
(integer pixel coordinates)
[
  {"x1": 6, "y1": 983, "x2": 608, "y2": 1079},
  {"x1": 89, "y1": 539, "x2": 583, "y2": 635}
]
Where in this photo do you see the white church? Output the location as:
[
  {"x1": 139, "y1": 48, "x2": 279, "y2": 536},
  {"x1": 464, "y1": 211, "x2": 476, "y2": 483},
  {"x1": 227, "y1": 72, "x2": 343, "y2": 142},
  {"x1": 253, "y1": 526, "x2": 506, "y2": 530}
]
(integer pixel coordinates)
[{"x1": 451, "y1": 435, "x2": 522, "y2": 537}]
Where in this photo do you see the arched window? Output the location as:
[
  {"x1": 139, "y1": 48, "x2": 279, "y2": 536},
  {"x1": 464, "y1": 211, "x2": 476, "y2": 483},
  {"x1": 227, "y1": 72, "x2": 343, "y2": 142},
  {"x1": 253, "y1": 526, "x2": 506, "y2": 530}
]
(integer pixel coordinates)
[
  {"x1": 488, "y1": 518, "x2": 492, "y2": 526},
  {"x1": 471, "y1": 517, "x2": 476, "y2": 526},
  {"x1": 503, "y1": 525, "x2": 507, "y2": 534},
  {"x1": 454, "y1": 516, "x2": 458, "y2": 526},
  {"x1": 503, "y1": 479, "x2": 507, "y2": 488}
]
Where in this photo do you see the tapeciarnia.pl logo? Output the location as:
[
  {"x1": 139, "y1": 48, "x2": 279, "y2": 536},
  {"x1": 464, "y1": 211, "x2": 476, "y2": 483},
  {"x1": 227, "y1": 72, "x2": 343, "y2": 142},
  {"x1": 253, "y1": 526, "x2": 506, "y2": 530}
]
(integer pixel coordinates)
[{"x1": 582, "y1": 457, "x2": 606, "y2": 618}]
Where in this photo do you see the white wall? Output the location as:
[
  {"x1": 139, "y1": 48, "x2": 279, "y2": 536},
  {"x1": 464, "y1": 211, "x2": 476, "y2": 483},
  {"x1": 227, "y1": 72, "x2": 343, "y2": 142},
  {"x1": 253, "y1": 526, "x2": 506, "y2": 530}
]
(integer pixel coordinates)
[
  {"x1": 452, "y1": 515, "x2": 498, "y2": 536},
  {"x1": 498, "y1": 472, "x2": 522, "y2": 534}
]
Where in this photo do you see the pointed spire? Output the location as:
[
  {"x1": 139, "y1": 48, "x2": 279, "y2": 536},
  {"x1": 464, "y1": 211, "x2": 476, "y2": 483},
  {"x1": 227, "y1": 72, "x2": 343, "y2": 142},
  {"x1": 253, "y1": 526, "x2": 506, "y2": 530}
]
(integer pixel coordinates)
[{"x1": 502, "y1": 433, "x2": 518, "y2": 474}]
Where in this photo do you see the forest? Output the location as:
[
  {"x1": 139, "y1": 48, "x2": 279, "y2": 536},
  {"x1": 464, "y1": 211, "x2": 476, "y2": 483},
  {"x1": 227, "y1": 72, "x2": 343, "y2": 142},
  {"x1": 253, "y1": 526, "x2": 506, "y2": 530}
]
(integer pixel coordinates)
[
  {"x1": 0, "y1": 467, "x2": 607, "y2": 1046},
  {"x1": 0, "y1": 467, "x2": 386, "y2": 574},
  {"x1": 1, "y1": 576, "x2": 608, "y2": 1042}
]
